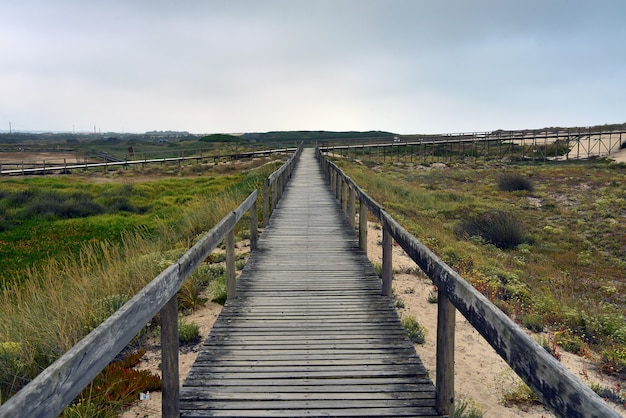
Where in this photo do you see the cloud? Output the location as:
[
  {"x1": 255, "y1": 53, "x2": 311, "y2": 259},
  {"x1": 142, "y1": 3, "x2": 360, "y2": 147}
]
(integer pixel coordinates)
[{"x1": 1, "y1": 1, "x2": 625, "y2": 133}]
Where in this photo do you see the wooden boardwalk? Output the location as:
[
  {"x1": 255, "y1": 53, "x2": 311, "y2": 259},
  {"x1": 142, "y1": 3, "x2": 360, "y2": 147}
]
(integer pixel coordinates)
[{"x1": 180, "y1": 149, "x2": 438, "y2": 417}]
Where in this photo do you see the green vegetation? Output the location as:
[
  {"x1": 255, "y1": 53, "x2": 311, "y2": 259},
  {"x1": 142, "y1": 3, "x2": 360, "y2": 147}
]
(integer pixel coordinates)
[
  {"x1": 401, "y1": 316, "x2": 427, "y2": 344},
  {"x1": 0, "y1": 156, "x2": 281, "y2": 408},
  {"x1": 335, "y1": 155, "x2": 626, "y2": 378},
  {"x1": 178, "y1": 319, "x2": 200, "y2": 345},
  {"x1": 454, "y1": 398, "x2": 485, "y2": 418},
  {"x1": 61, "y1": 349, "x2": 161, "y2": 418}
]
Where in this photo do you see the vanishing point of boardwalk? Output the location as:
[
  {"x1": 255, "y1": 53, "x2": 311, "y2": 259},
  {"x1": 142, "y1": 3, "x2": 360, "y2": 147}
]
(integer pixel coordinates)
[{"x1": 180, "y1": 149, "x2": 439, "y2": 417}]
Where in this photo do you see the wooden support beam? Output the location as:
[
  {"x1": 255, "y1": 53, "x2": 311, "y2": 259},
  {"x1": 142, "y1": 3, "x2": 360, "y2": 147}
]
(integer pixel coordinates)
[
  {"x1": 161, "y1": 294, "x2": 180, "y2": 418},
  {"x1": 436, "y1": 292, "x2": 455, "y2": 416}
]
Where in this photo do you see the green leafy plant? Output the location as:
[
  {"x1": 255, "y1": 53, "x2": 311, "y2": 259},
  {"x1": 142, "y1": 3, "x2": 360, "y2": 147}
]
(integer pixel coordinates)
[
  {"x1": 401, "y1": 316, "x2": 426, "y2": 344},
  {"x1": 178, "y1": 319, "x2": 200, "y2": 345},
  {"x1": 454, "y1": 397, "x2": 485, "y2": 418}
]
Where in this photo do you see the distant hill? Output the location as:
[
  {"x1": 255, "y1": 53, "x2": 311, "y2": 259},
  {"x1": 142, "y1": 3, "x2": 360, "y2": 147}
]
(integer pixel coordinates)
[{"x1": 241, "y1": 130, "x2": 396, "y2": 143}]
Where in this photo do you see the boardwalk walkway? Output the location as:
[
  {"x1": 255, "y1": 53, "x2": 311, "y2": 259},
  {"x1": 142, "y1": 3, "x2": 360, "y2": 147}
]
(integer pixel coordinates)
[{"x1": 180, "y1": 149, "x2": 438, "y2": 417}]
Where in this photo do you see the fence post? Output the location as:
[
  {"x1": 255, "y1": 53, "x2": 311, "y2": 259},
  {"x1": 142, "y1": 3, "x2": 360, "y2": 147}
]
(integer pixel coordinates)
[
  {"x1": 271, "y1": 178, "x2": 278, "y2": 213},
  {"x1": 359, "y1": 200, "x2": 368, "y2": 252},
  {"x1": 348, "y1": 187, "x2": 356, "y2": 228},
  {"x1": 161, "y1": 294, "x2": 180, "y2": 418},
  {"x1": 226, "y1": 227, "x2": 236, "y2": 299},
  {"x1": 342, "y1": 180, "x2": 349, "y2": 213},
  {"x1": 263, "y1": 179, "x2": 270, "y2": 227},
  {"x1": 436, "y1": 292, "x2": 455, "y2": 416},
  {"x1": 381, "y1": 226, "x2": 392, "y2": 296},
  {"x1": 250, "y1": 200, "x2": 258, "y2": 251}
]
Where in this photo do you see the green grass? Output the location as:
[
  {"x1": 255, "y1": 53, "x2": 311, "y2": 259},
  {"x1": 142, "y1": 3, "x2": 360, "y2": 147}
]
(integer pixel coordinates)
[
  {"x1": 0, "y1": 156, "x2": 282, "y2": 404},
  {"x1": 335, "y1": 156, "x2": 626, "y2": 375}
]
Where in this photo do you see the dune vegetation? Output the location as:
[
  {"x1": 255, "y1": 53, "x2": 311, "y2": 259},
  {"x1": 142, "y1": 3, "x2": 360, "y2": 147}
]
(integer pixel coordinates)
[
  {"x1": 0, "y1": 157, "x2": 282, "y2": 411},
  {"x1": 333, "y1": 155, "x2": 626, "y2": 382}
]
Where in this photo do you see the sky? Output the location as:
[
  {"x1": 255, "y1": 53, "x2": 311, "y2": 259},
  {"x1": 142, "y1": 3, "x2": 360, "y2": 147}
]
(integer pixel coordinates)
[{"x1": 1, "y1": 1, "x2": 625, "y2": 135}]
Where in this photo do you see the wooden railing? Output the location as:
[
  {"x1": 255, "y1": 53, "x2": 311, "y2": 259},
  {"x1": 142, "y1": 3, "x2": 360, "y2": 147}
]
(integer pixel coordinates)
[
  {"x1": 317, "y1": 148, "x2": 620, "y2": 418},
  {"x1": 0, "y1": 146, "x2": 297, "y2": 176},
  {"x1": 0, "y1": 146, "x2": 302, "y2": 418}
]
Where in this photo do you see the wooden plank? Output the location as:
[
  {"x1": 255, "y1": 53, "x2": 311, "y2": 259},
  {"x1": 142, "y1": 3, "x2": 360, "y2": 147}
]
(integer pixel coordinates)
[{"x1": 180, "y1": 149, "x2": 439, "y2": 417}]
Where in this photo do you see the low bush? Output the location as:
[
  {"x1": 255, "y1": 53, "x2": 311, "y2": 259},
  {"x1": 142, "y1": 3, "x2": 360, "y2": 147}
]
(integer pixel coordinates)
[
  {"x1": 454, "y1": 397, "x2": 484, "y2": 418},
  {"x1": 178, "y1": 319, "x2": 200, "y2": 345},
  {"x1": 498, "y1": 173, "x2": 535, "y2": 192},
  {"x1": 600, "y1": 348, "x2": 626, "y2": 377},
  {"x1": 61, "y1": 349, "x2": 160, "y2": 418},
  {"x1": 455, "y1": 210, "x2": 525, "y2": 249},
  {"x1": 401, "y1": 316, "x2": 426, "y2": 344}
]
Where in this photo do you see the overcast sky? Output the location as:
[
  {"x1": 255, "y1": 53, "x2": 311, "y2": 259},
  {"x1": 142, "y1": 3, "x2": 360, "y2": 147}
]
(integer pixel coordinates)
[{"x1": 1, "y1": 1, "x2": 625, "y2": 135}]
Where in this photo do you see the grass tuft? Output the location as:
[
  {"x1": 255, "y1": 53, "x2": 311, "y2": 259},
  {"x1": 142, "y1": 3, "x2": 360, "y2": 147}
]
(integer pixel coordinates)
[
  {"x1": 498, "y1": 173, "x2": 535, "y2": 192},
  {"x1": 455, "y1": 210, "x2": 525, "y2": 249}
]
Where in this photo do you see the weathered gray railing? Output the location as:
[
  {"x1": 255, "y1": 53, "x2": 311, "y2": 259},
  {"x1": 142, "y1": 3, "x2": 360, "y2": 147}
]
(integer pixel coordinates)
[
  {"x1": 317, "y1": 148, "x2": 620, "y2": 418},
  {"x1": 262, "y1": 143, "x2": 303, "y2": 226},
  {"x1": 0, "y1": 147, "x2": 297, "y2": 176},
  {"x1": 0, "y1": 148, "x2": 302, "y2": 418}
]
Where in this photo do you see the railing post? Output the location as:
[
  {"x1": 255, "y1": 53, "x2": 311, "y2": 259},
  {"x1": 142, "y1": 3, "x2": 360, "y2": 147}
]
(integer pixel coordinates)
[
  {"x1": 263, "y1": 178, "x2": 270, "y2": 227},
  {"x1": 161, "y1": 294, "x2": 180, "y2": 418},
  {"x1": 250, "y1": 200, "x2": 258, "y2": 251},
  {"x1": 342, "y1": 180, "x2": 349, "y2": 213},
  {"x1": 359, "y1": 200, "x2": 368, "y2": 252},
  {"x1": 226, "y1": 227, "x2": 236, "y2": 299},
  {"x1": 381, "y1": 226, "x2": 392, "y2": 296},
  {"x1": 348, "y1": 187, "x2": 356, "y2": 229},
  {"x1": 271, "y1": 178, "x2": 278, "y2": 213},
  {"x1": 436, "y1": 291, "x2": 456, "y2": 416}
]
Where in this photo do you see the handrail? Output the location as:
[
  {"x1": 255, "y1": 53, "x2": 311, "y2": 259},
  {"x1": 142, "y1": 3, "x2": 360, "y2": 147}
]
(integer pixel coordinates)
[
  {"x1": 316, "y1": 148, "x2": 620, "y2": 418},
  {"x1": 0, "y1": 147, "x2": 297, "y2": 176},
  {"x1": 262, "y1": 143, "x2": 303, "y2": 226},
  {"x1": 0, "y1": 147, "x2": 302, "y2": 418}
]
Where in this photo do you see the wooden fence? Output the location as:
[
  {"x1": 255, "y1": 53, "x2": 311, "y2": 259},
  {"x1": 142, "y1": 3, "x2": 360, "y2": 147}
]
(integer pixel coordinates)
[
  {"x1": 320, "y1": 127, "x2": 626, "y2": 163},
  {"x1": 0, "y1": 145, "x2": 302, "y2": 418},
  {"x1": 0, "y1": 147, "x2": 297, "y2": 176},
  {"x1": 317, "y1": 148, "x2": 620, "y2": 418}
]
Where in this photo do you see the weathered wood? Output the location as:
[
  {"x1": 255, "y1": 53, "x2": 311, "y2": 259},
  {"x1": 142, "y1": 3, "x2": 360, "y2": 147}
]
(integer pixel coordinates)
[
  {"x1": 262, "y1": 178, "x2": 270, "y2": 227},
  {"x1": 359, "y1": 201, "x2": 368, "y2": 252},
  {"x1": 180, "y1": 149, "x2": 438, "y2": 417},
  {"x1": 435, "y1": 291, "x2": 455, "y2": 416},
  {"x1": 381, "y1": 225, "x2": 393, "y2": 296},
  {"x1": 348, "y1": 186, "x2": 356, "y2": 228},
  {"x1": 226, "y1": 228, "x2": 236, "y2": 299},
  {"x1": 161, "y1": 294, "x2": 180, "y2": 418},
  {"x1": 0, "y1": 149, "x2": 302, "y2": 418},
  {"x1": 321, "y1": 149, "x2": 622, "y2": 418},
  {"x1": 249, "y1": 200, "x2": 258, "y2": 251}
]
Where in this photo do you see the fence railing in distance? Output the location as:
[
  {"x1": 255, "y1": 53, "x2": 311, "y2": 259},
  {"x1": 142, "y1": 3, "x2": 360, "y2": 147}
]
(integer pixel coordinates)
[{"x1": 316, "y1": 148, "x2": 620, "y2": 418}]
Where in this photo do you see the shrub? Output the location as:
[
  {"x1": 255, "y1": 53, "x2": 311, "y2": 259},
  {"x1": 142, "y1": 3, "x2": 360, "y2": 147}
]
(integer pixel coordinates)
[
  {"x1": 522, "y1": 313, "x2": 544, "y2": 333},
  {"x1": 589, "y1": 382, "x2": 626, "y2": 405},
  {"x1": 401, "y1": 316, "x2": 426, "y2": 344},
  {"x1": 600, "y1": 348, "x2": 626, "y2": 377},
  {"x1": 62, "y1": 349, "x2": 160, "y2": 418},
  {"x1": 455, "y1": 210, "x2": 525, "y2": 249},
  {"x1": 454, "y1": 397, "x2": 484, "y2": 418},
  {"x1": 178, "y1": 277, "x2": 208, "y2": 312},
  {"x1": 498, "y1": 173, "x2": 534, "y2": 192},
  {"x1": 178, "y1": 319, "x2": 200, "y2": 344}
]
